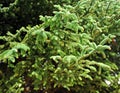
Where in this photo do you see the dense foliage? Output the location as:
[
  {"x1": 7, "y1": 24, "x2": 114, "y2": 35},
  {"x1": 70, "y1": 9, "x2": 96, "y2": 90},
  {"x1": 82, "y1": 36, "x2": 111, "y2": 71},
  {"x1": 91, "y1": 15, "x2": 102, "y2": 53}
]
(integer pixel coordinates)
[
  {"x1": 0, "y1": 0, "x2": 120, "y2": 93},
  {"x1": 0, "y1": 0, "x2": 54, "y2": 35}
]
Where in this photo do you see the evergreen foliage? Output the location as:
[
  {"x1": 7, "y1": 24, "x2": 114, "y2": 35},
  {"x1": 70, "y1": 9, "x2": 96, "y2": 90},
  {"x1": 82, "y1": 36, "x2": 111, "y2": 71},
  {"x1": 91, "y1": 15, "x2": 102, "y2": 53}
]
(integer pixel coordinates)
[
  {"x1": 0, "y1": 0, "x2": 53, "y2": 35},
  {"x1": 0, "y1": 0, "x2": 120, "y2": 93}
]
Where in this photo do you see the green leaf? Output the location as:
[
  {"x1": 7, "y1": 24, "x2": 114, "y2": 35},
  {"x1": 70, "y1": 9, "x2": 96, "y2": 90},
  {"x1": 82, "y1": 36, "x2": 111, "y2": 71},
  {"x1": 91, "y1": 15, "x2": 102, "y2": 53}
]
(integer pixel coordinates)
[
  {"x1": 50, "y1": 56, "x2": 62, "y2": 63},
  {"x1": 63, "y1": 55, "x2": 77, "y2": 63},
  {"x1": 96, "y1": 63, "x2": 111, "y2": 70},
  {"x1": 0, "y1": 50, "x2": 13, "y2": 59},
  {"x1": 96, "y1": 45, "x2": 111, "y2": 51},
  {"x1": 14, "y1": 43, "x2": 30, "y2": 51},
  {"x1": 63, "y1": 85, "x2": 70, "y2": 91},
  {"x1": 65, "y1": 20, "x2": 79, "y2": 32},
  {"x1": 87, "y1": 66, "x2": 97, "y2": 72}
]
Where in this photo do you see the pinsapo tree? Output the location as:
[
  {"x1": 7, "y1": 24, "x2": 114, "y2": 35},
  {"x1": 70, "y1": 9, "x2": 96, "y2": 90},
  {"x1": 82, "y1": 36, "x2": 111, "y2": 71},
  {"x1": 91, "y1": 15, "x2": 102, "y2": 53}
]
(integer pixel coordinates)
[{"x1": 0, "y1": 0, "x2": 120, "y2": 93}]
